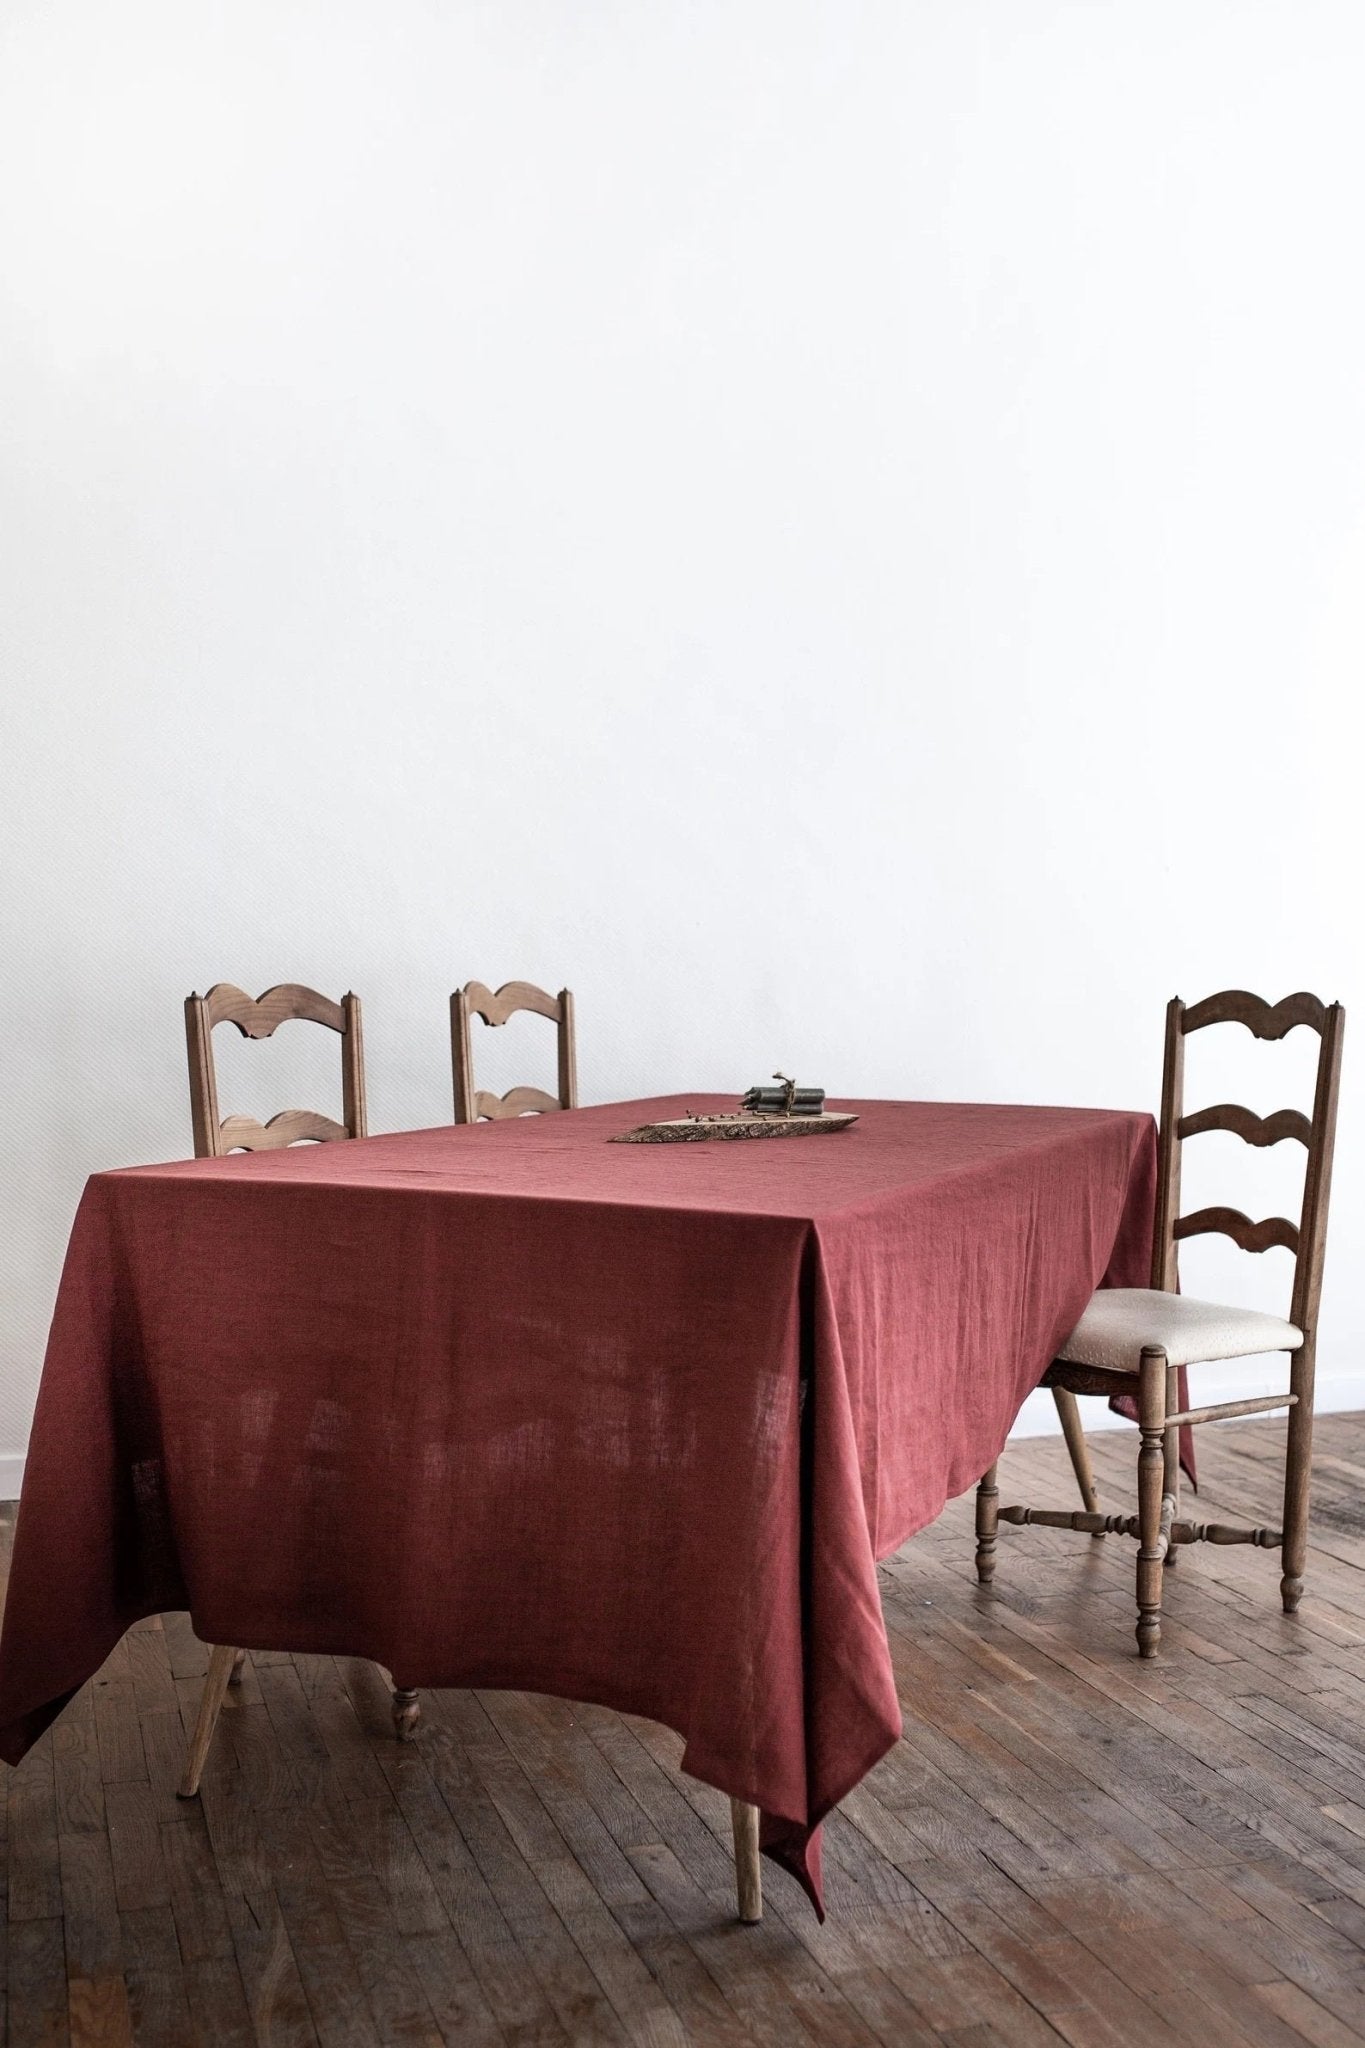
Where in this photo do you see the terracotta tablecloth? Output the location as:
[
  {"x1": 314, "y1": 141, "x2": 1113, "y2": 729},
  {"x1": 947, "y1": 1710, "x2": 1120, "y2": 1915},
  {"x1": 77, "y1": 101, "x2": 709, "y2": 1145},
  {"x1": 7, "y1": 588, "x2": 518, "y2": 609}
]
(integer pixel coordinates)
[{"x1": 0, "y1": 1097, "x2": 1155, "y2": 1915}]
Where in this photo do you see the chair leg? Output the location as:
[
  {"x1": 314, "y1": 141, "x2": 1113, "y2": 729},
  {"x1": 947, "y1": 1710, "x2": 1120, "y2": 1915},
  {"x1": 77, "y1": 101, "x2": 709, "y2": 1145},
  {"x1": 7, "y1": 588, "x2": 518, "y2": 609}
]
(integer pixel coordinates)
[
  {"x1": 392, "y1": 1688, "x2": 421, "y2": 1741},
  {"x1": 1136, "y1": 1347, "x2": 1168, "y2": 1658},
  {"x1": 975, "y1": 1462, "x2": 999, "y2": 1583},
  {"x1": 178, "y1": 1643, "x2": 239, "y2": 1798},
  {"x1": 1163, "y1": 1363, "x2": 1181, "y2": 1568},
  {"x1": 1282, "y1": 1336, "x2": 1318, "y2": 1613},
  {"x1": 230, "y1": 1648, "x2": 247, "y2": 1684},
  {"x1": 731, "y1": 1798, "x2": 762, "y2": 1922},
  {"x1": 1052, "y1": 1387, "x2": 1101, "y2": 1528}
]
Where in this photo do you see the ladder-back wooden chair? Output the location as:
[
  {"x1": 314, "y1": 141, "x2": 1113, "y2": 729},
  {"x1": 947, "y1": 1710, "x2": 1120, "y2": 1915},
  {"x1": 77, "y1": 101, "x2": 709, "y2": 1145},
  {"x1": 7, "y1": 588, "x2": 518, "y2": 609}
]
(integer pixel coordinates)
[
  {"x1": 185, "y1": 981, "x2": 366, "y2": 1155},
  {"x1": 179, "y1": 982, "x2": 420, "y2": 1797},
  {"x1": 450, "y1": 980, "x2": 577, "y2": 1122},
  {"x1": 975, "y1": 990, "x2": 1344, "y2": 1658}
]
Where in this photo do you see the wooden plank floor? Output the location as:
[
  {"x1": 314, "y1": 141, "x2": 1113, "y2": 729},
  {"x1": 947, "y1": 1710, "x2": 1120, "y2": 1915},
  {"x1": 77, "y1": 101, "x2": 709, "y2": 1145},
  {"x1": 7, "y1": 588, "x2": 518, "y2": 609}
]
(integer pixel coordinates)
[{"x1": 8, "y1": 1412, "x2": 1365, "y2": 2046}]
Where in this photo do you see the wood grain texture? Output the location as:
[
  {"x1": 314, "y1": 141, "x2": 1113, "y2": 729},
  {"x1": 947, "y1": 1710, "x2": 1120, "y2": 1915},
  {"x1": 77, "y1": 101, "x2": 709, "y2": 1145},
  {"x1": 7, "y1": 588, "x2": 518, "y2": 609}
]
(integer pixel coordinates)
[
  {"x1": 1283, "y1": 1002, "x2": 1346, "y2": 1613},
  {"x1": 215, "y1": 1111, "x2": 350, "y2": 1152},
  {"x1": 993, "y1": 990, "x2": 1344, "y2": 1641},
  {"x1": 973, "y1": 1463, "x2": 998, "y2": 1585},
  {"x1": 459, "y1": 980, "x2": 564, "y2": 1027},
  {"x1": 177, "y1": 1646, "x2": 238, "y2": 1801},
  {"x1": 1164, "y1": 1393, "x2": 1299, "y2": 1430},
  {"x1": 451, "y1": 982, "x2": 578, "y2": 1124},
  {"x1": 728, "y1": 1802, "x2": 761, "y2": 1924},
  {"x1": 1135, "y1": 1347, "x2": 1168, "y2": 1658},
  {"x1": 202, "y1": 983, "x2": 348, "y2": 1038},
  {"x1": 341, "y1": 991, "x2": 367, "y2": 1145},
  {"x1": 1172, "y1": 1206, "x2": 1301, "y2": 1256},
  {"x1": 613, "y1": 1112, "x2": 858, "y2": 1145},
  {"x1": 1041, "y1": 1356, "x2": 1140, "y2": 1398},
  {"x1": 184, "y1": 983, "x2": 367, "y2": 1158},
  {"x1": 1181, "y1": 989, "x2": 1329, "y2": 1039},
  {"x1": 472, "y1": 1085, "x2": 562, "y2": 1122},
  {"x1": 1151, "y1": 995, "x2": 1186, "y2": 1293},
  {"x1": 1177, "y1": 1104, "x2": 1314, "y2": 1148},
  {"x1": 1050, "y1": 1388, "x2": 1100, "y2": 1518},
  {"x1": 13, "y1": 1411, "x2": 1365, "y2": 2044}
]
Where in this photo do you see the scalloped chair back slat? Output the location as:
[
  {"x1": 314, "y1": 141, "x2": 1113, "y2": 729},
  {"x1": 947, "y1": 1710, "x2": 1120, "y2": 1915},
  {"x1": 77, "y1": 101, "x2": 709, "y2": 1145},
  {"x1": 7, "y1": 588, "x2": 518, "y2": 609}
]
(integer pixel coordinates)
[
  {"x1": 450, "y1": 981, "x2": 577, "y2": 1123},
  {"x1": 184, "y1": 982, "x2": 367, "y2": 1157},
  {"x1": 1154, "y1": 991, "x2": 1344, "y2": 1337}
]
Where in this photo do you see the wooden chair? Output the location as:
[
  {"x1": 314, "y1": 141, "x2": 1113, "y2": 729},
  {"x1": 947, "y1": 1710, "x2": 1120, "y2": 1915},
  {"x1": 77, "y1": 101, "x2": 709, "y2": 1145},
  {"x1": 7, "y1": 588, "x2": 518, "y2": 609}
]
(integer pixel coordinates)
[
  {"x1": 185, "y1": 981, "x2": 367, "y2": 1155},
  {"x1": 974, "y1": 991, "x2": 1345, "y2": 1658},
  {"x1": 450, "y1": 981, "x2": 577, "y2": 1122},
  {"x1": 178, "y1": 982, "x2": 420, "y2": 1797}
]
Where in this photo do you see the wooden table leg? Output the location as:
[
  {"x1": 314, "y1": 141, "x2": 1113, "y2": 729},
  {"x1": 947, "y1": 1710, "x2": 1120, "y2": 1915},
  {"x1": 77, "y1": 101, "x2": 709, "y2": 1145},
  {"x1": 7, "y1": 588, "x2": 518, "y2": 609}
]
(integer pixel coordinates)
[
  {"x1": 730, "y1": 1798, "x2": 762, "y2": 1923},
  {"x1": 178, "y1": 1643, "x2": 238, "y2": 1798},
  {"x1": 975, "y1": 1462, "x2": 999, "y2": 1581}
]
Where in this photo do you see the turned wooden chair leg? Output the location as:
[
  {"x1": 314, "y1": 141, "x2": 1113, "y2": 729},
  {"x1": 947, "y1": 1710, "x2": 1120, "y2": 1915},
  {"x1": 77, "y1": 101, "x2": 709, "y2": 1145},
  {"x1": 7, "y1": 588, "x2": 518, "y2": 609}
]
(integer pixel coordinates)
[
  {"x1": 975, "y1": 1462, "x2": 999, "y2": 1583},
  {"x1": 392, "y1": 1688, "x2": 421, "y2": 1741},
  {"x1": 1163, "y1": 1364, "x2": 1181, "y2": 1568},
  {"x1": 1282, "y1": 1335, "x2": 1317, "y2": 1613},
  {"x1": 1052, "y1": 1386, "x2": 1101, "y2": 1529},
  {"x1": 731, "y1": 1798, "x2": 762, "y2": 1923},
  {"x1": 178, "y1": 1643, "x2": 239, "y2": 1797},
  {"x1": 1136, "y1": 1347, "x2": 1168, "y2": 1658},
  {"x1": 230, "y1": 1648, "x2": 247, "y2": 1683}
]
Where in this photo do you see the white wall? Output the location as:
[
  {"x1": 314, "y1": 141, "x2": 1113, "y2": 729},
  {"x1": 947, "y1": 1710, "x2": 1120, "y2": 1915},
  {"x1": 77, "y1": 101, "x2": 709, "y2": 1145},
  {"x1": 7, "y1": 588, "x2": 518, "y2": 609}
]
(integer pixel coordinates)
[{"x1": 2, "y1": 2, "x2": 1362, "y2": 1494}]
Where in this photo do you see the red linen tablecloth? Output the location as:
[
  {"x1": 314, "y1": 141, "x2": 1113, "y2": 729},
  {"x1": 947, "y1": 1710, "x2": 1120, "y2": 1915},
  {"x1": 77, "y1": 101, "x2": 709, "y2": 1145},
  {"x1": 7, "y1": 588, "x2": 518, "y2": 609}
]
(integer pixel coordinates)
[{"x1": 0, "y1": 1097, "x2": 1154, "y2": 1916}]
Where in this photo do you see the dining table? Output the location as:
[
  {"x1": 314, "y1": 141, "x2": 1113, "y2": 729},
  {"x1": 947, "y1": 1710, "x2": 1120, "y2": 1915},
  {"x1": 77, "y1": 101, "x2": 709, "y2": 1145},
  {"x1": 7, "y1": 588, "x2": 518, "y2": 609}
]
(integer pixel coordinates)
[{"x1": 0, "y1": 1094, "x2": 1156, "y2": 1920}]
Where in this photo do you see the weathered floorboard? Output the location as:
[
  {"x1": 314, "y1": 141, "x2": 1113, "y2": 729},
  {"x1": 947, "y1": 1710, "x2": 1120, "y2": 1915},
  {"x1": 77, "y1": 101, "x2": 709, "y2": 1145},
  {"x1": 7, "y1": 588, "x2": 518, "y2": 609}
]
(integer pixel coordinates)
[{"x1": 6, "y1": 1412, "x2": 1365, "y2": 2044}]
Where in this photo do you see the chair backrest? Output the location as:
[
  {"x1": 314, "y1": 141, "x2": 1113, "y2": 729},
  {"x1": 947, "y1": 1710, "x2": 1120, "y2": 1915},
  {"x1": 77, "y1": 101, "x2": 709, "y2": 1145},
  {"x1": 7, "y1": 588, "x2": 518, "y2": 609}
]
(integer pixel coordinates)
[
  {"x1": 184, "y1": 983, "x2": 366, "y2": 1157},
  {"x1": 450, "y1": 981, "x2": 577, "y2": 1123},
  {"x1": 1152, "y1": 991, "x2": 1344, "y2": 1336}
]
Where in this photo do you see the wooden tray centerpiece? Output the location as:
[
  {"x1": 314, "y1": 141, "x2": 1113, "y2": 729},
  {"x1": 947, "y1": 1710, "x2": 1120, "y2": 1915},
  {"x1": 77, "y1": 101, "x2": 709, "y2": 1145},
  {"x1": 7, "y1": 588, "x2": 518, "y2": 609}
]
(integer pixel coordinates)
[{"x1": 614, "y1": 1075, "x2": 857, "y2": 1145}]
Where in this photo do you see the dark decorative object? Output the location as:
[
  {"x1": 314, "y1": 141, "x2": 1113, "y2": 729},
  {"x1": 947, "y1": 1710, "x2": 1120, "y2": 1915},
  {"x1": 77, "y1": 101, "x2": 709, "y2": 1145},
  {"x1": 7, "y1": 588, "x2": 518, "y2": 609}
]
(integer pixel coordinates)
[
  {"x1": 614, "y1": 1076, "x2": 856, "y2": 1145},
  {"x1": 742, "y1": 1073, "x2": 826, "y2": 1117}
]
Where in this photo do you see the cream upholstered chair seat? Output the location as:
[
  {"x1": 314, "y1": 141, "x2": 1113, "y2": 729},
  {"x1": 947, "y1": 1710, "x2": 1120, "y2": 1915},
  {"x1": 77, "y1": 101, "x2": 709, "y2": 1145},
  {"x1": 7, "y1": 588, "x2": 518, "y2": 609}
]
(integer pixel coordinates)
[{"x1": 1058, "y1": 1288, "x2": 1302, "y2": 1374}]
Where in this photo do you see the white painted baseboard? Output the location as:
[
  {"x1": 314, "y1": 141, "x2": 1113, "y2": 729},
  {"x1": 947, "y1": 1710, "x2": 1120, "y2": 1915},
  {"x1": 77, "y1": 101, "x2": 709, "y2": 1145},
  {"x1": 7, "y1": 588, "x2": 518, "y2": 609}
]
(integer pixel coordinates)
[{"x1": 1, "y1": 1453, "x2": 25, "y2": 1502}]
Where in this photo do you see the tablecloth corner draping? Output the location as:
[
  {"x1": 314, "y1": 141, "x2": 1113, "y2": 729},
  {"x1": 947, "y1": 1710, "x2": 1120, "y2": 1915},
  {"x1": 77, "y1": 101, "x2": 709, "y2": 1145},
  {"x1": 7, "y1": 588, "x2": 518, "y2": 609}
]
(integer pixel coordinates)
[{"x1": 0, "y1": 1098, "x2": 1158, "y2": 1920}]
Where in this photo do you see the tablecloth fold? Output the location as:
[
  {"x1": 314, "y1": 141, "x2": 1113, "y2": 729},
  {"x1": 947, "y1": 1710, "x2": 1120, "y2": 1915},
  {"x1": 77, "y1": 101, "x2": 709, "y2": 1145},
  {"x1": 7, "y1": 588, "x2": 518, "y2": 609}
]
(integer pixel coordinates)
[{"x1": 0, "y1": 1097, "x2": 1154, "y2": 1917}]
